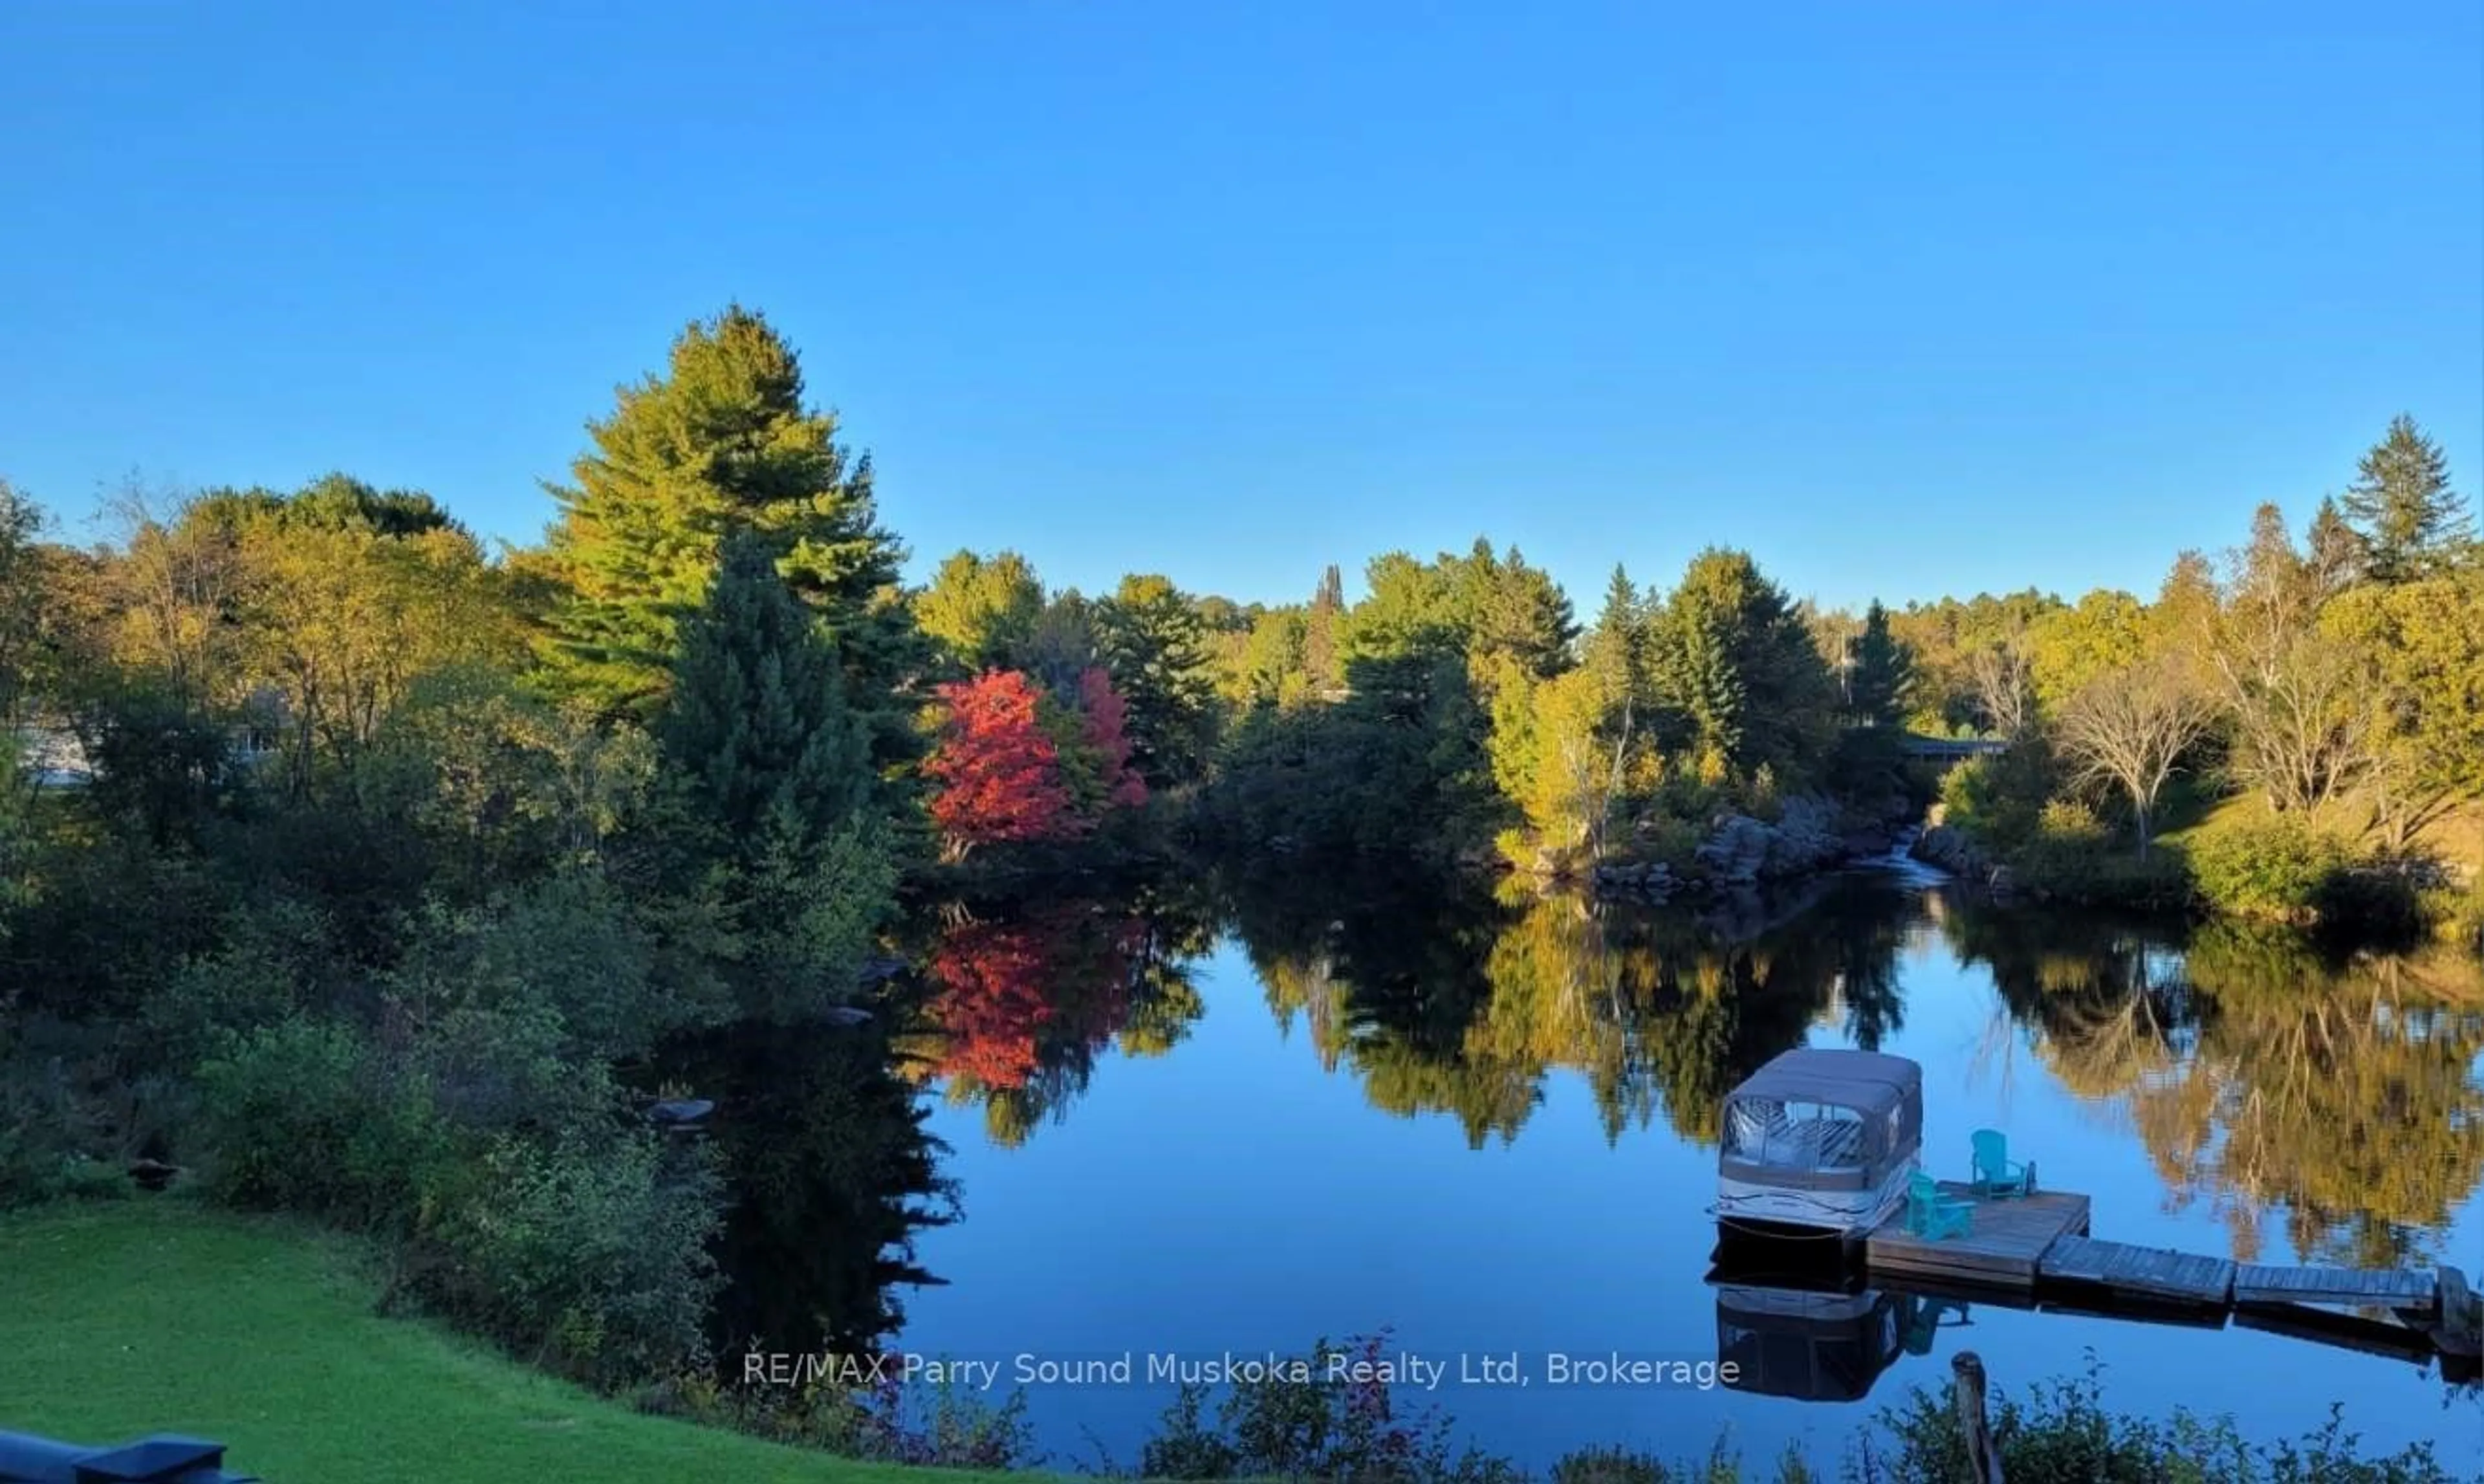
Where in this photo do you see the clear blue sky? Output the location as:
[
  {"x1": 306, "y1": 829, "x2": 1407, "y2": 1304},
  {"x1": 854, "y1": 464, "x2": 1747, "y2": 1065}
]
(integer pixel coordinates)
[{"x1": 4, "y1": 1, "x2": 2478, "y2": 615}]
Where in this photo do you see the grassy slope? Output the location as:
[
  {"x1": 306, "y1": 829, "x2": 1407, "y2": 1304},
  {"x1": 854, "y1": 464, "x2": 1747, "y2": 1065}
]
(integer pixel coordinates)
[
  {"x1": 2162, "y1": 792, "x2": 2484, "y2": 871},
  {"x1": 0, "y1": 1197, "x2": 1028, "y2": 1484}
]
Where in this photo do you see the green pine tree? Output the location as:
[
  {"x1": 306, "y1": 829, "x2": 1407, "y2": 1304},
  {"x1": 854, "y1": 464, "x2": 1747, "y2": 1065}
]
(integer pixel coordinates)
[
  {"x1": 536, "y1": 305, "x2": 925, "y2": 765},
  {"x1": 1096, "y1": 574, "x2": 1219, "y2": 788},
  {"x1": 1648, "y1": 548, "x2": 1836, "y2": 782},
  {"x1": 1655, "y1": 607, "x2": 1745, "y2": 771},
  {"x1": 1582, "y1": 563, "x2": 1645, "y2": 706},
  {"x1": 2340, "y1": 414, "x2": 2470, "y2": 582},
  {"x1": 1846, "y1": 600, "x2": 1915, "y2": 726},
  {"x1": 659, "y1": 531, "x2": 875, "y2": 857},
  {"x1": 653, "y1": 531, "x2": 893, "y2": 1020}
]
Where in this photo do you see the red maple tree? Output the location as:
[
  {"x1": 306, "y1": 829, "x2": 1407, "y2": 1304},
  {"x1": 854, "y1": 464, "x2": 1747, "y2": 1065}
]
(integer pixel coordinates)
[
  {"x1": 924, "y1": 670, "x2": 1087, "y2": 854},
  {"x1": 1074, "y1": 666, "x2": 1149, "y2": 809}
]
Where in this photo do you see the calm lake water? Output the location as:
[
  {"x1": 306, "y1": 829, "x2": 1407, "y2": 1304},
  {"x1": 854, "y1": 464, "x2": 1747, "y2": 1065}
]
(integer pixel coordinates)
[{"x1": 791, "y1": 860, "x2": 2484, "y2": 1470}]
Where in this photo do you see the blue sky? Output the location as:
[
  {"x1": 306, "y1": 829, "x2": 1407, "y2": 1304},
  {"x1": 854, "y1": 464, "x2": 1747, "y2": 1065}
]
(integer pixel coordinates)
[{"x1": 3, "y1": 1, "x2": 2478, "y2": 614}]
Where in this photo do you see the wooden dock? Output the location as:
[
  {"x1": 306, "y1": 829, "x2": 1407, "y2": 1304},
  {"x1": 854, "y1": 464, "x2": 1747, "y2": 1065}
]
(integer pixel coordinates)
[
  {"x1": 2042, "y1": 1236, "x2": 2234, "y2": 1305},
  {"x1": 1864, "y1": 1182, "x2": 2089, "y2": 1287},
  {"x1": 1840, "y1": 1181, "x2": 2481, "y2": 1370},
  {"x1": 2233, "y1": 1263, "x2": 2438, "y2": 1309}
]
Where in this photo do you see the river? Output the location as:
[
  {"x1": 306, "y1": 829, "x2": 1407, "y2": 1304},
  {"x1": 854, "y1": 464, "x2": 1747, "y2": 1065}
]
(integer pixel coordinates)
[{"x1": 712, "y1": 857, "x2": 2484, "y2": 1472}]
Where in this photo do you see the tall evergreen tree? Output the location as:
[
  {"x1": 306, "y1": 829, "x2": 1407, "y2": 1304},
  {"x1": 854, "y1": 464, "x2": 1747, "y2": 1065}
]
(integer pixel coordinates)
[
  {"x1": 1095, "y1": 574, "x2": 1218, "y2": 789},
  {"x1": 1458, "y1": 540, "x2": 1578, "y2": 681},
  {"x1": 659, "y1": 532, "x2": 874, "y2": 856},
  {"x1": 1582, "y1": 563, "x2": 1644, "y2": 706},
  {"x1": 1846, "y1": 600, "x2": 1915, "y2": 726},
  {"x1": 1304, "y1": 563, "x2": 1346, "y2": 697},
  {"x1": 2305, "y1": 495, "x2": 2365, "y2": 595},
  {"x1": 1649, "y1": 548, "x2": 1836, "y2": 782},
  {"x1": 536, "y1": 306, "x2": 924, "y2": 761},
  {"x1": 652, "y1": 532, "x2": 893, "y2": 1019},
  {"x1": 2340, "y1": 414, "x2": 2470, "y2": 582}
]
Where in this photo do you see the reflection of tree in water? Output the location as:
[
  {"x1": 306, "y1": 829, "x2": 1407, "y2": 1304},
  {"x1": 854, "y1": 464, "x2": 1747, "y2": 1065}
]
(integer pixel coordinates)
[
  {"x1": 1226, "y1": 865, "x2": 1919, "y2": 1148},
  {"x1": 900, "y1": 888, "x2": 1214, "y2": 1148},
  {"x1": 658, "y1": 1015, "x2": 959, "y2": 1363},
  {"x1": 1941, "y1": 898, "x2": 2484, "y2": 1268}
]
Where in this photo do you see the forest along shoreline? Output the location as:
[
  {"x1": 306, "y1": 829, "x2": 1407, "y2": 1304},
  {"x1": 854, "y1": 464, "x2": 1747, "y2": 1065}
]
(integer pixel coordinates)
[{"x1": 5, "y1": 307, "x2": 2482, "y2": 1482}]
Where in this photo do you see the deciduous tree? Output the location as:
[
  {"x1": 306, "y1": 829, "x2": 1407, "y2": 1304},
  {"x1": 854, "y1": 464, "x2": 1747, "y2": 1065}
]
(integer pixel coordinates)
[
  {"x1": 2320, "y1": 575, "x2": 2484, "y2": 853},
  {"x1": 2053, "y1": 657, "x2": 2215, "y2": 855},
  {"x1": 915, "y1": 549, "x2": 1043, "y2": 674},
  {"x1": 923, "y1": 670, "x2": 1083, "y2": 856}
]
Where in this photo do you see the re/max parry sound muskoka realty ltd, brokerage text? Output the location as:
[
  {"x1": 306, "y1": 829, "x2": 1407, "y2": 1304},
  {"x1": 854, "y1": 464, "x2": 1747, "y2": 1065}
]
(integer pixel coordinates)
[{"x1": 742, "y1": 1350, "x2": 1744, "y2": 1392}]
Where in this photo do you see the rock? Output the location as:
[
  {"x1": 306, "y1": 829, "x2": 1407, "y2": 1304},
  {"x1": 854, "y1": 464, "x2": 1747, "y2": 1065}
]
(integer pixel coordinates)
[
  {"x1": 1589, "y1": 858, "x2": 1677, "y2": 903},
  {"x1": 1692, "y1": 796, "x2": 1847, "y2": 886},
  {"x1": 855, "y1": 955, "x2": 908, "y2": 985},
  {"x1": 649, "y1": 1098, "x2": 715, "y2": 1128},
  {"x1": 822, "y1": 1005, "x2": 874, "y2": 1026},
  {"x1": 1910, "y1": 824, "x2": 1989, "y2": 878},
  {"x1": 1695, "y1": 814, "x2": 1772, "y2": 884}
]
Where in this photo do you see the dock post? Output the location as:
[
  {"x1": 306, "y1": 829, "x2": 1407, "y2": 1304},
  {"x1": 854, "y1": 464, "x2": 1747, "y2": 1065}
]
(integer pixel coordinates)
[
  {"x1": 1952, "y1": 1351, "x2": 2003, "y2": 1484},
  {"x1": 2438, "y1": 1267, "x2": 2481, "y2": 1359}
]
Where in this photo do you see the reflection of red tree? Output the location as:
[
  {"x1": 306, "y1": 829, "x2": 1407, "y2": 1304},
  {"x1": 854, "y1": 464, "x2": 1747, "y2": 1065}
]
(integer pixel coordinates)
[{"x1": 924, "y1": 910, "x2": 1146, "y2": 1090}]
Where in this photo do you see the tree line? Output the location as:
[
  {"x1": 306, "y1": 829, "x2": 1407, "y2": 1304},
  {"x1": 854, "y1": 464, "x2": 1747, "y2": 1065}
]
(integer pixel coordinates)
[{"x1": 2, "y1": 300, "x2": 2479, "y2": 1412}]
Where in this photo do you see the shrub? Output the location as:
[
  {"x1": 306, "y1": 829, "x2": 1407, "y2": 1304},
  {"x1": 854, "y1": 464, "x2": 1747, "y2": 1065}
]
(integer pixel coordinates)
[
  {"x1": 1142, "y1": 1384, "x2": 1243, "y2": 1481},
  {"x1": 144, "y1": 897, "x2": 338, "y2": 1074},
  {"x1": 1135, "y1": 1333, "x2": 1525, "y2": 1484},
  {"x1": 1935, "y1": 749, "x2": 2051, "y2": 858},
  {"x1": 193, "y1": 1015, "x2": 443, "y2": 1231},
  {"x1": 411, "y1": 1129, "x2": 724, "y2": 1391},
  {"x1": 1857, "y1": 1358, "x2": 2463, "y2": 1484},
  {"x1": 2188, "y1": 815, "x2": 2353, "y2": 924},
  {"x1": 2423, "y1": 879, "x2": 2484, "y2": 951}
]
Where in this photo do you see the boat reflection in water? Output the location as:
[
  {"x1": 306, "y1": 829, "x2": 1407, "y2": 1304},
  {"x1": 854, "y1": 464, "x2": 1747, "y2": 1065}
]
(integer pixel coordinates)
[{"x1": 1712, "y1": 1280, "x2": 1970, "y2": 1402}]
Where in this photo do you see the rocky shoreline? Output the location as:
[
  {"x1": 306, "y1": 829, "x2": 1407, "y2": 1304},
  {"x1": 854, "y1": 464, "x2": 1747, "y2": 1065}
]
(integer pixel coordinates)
[{"x1": 1588, "y1": 794, "x2": 1929, "y2": 906}]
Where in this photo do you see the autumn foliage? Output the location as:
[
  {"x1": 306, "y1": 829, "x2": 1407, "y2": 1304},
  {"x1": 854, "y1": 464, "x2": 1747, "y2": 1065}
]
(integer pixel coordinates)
[
  {"x1": 915, "y1": 910, "x2": 1146, "y2": 1092},
  {"x1": 924, "y1": 667, "x2": 1147, "y2": 857}
]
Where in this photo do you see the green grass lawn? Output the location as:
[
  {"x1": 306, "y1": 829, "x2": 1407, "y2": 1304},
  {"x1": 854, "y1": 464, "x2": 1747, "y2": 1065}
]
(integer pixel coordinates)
[{"x1": 0, "y1": 1195, "x2": 1027, "y2": 1484}]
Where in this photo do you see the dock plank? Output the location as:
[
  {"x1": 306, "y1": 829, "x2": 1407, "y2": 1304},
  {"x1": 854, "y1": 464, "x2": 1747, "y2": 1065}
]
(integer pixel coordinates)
[
  {"x1": 1863, "y1": 1184, "x2": 2089, "y2": 1291},
  {"x1": 2041, "y1": 1237, "x2": 2234, "y2": 1305},
  {"x1": 2233, "y1": 1263, "x2": 2438, "y2": 1310}
]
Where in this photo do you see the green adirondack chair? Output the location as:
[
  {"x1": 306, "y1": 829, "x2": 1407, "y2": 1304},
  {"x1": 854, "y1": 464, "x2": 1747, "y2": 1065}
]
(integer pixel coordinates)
[
  {"x1": 1906, "y1": 1171, "x2": 1973, "y2": 1239},
  {"x1": 1970, "y1": 1129, "x2": 2030, "y2": 1198}
]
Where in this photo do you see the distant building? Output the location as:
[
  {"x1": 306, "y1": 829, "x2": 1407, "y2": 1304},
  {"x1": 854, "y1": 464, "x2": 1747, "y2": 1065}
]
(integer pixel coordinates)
[{"x1": 10, "y1": 698, "x2": 285, "y2": 791}]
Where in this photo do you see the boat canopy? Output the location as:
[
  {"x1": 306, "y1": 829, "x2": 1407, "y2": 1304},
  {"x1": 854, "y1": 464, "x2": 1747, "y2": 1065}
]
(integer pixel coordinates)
[{"x1": 1719, "y1": 1049, "x2": 1922, "y2": 1195}]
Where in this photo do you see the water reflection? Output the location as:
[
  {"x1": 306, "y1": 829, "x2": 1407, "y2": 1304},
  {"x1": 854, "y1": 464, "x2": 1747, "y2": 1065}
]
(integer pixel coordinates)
[
  {"x1": 1952, "y1": 909, "x2": 2484, "y2": 1269},
  {"x1": 1230, "y1": 865, "x2": 1915, "y2": 1147},
  {"x1": 895, "y1": 886, "x2": 1217, "y2": 1148},
  {"x1": 658, "y1": 1013, "x2": 958, "y2": 1359},
  {"x1": 1226, "y1": 865, "x2": 2484, "y2": 1269},
  {"x1": 1712, "y1": 1283, "x2": 1973, "y2": 1402},
  {"x1": 679, "y1": 856, "x2": 2484, "y2": 1416}
]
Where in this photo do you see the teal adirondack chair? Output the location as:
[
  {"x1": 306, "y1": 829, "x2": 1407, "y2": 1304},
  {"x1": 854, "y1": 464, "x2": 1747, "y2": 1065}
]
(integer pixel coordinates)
[
  {"x1": 1970, "y1": 1129, "x2": 2030, "y2": 1197},
  {"x1": 1906, "y1": 1171, "x2": 1973, "y2": 1240}
]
